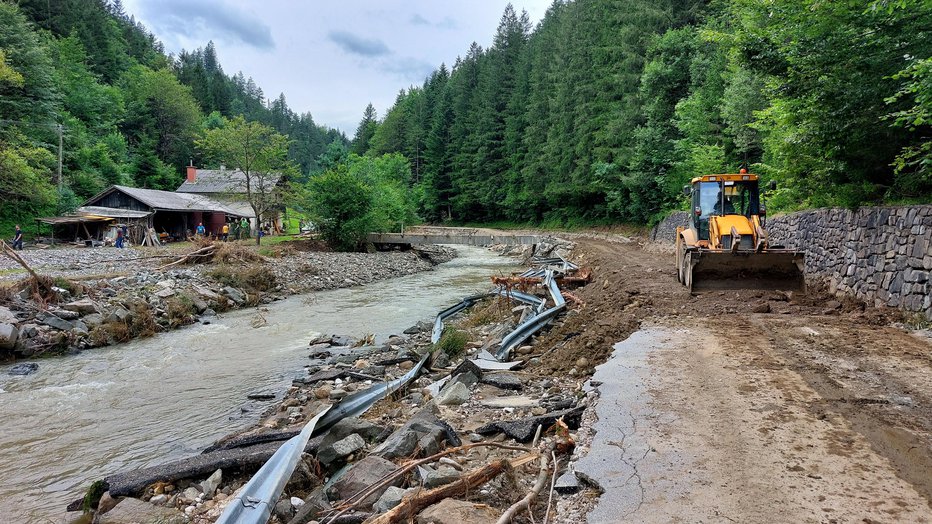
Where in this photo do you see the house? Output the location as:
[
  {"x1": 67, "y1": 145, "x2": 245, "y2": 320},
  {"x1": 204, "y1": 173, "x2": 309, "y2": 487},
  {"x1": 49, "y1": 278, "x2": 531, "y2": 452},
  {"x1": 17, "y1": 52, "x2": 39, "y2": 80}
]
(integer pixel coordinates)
[
  {"x1": 80, "y1": 185, "x2": 246, "y2": 241},
  {"x1": 176, "y1": 165, "x2": 283, "y2": 232}
]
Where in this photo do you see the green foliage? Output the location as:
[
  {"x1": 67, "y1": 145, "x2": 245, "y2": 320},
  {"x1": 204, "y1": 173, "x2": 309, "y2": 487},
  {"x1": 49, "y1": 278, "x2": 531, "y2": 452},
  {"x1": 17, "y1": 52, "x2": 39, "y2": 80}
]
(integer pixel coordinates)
[
  {"x1": 0, "y1": 1, "x2": 346, "y2": 233},
  {"x1": 307, "y1": 165, "x2": 373, "y2": 251},
  {"x1": 434, "y1": 327, "x2": 468, "y2": 358},
  {"x1": 363, "y1": 0, "x2": 932, "y2": 222},
  {"x1": 886, "y1": 57, "x2": 932, "y2": 192},
  {"x1": 196, "y1": 115, "x2": 297, "y2": 244}
]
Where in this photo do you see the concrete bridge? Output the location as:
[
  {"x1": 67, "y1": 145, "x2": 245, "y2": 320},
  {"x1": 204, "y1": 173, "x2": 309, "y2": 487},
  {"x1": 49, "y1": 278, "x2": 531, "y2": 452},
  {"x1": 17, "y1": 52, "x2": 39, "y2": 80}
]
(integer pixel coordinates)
[{"x1": 367, "y1": 231, "x2": 540, "y2": 247}]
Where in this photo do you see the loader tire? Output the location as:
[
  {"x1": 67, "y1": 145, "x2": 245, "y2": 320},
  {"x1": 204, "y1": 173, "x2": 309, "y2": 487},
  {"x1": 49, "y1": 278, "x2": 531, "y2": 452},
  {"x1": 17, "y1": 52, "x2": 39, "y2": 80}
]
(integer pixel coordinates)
[{"x1": 684, "y1": 252, "x2": 694, "y2": 292}]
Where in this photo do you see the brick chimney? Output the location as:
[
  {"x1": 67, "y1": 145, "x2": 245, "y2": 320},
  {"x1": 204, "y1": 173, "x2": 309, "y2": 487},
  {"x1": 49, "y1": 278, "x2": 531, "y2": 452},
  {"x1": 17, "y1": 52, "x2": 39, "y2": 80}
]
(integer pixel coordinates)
[{"x1": 186, "y1": 164, "x2": 197, "y2": 183}]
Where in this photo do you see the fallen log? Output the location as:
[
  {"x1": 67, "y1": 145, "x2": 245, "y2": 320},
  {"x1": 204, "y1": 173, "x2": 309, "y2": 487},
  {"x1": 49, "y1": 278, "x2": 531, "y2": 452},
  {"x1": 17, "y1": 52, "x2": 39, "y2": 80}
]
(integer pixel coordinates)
[
  {"x1": 91, "y1": 434, "x2": 321, "y2": 503},
  {"x1": 325, "y1": 442, "x2": 531, "y2": 523},
  {"x1": 1, "y1": 240, "x2": 41, "y2": 282},
  {"x1": 363, "y1": 459, "x2": 511, "y2": 524},
  {"x1": 157, "y1": 245, "x2": 216, "y2": 270}
]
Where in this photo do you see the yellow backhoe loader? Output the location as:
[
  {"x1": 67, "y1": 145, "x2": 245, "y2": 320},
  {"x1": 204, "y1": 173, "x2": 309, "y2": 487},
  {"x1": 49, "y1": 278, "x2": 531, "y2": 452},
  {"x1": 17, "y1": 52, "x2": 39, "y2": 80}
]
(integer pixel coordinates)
[{"x1": 675, "y1": 169, "x2": 805, "y2": 292}]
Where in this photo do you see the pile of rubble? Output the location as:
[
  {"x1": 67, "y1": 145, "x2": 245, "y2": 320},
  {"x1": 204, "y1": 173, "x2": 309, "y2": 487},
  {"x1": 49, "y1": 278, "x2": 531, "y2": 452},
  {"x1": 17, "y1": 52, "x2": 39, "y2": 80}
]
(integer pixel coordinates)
[{"x1": 77, "y1": 243, "x2": 595, "y2": 524}]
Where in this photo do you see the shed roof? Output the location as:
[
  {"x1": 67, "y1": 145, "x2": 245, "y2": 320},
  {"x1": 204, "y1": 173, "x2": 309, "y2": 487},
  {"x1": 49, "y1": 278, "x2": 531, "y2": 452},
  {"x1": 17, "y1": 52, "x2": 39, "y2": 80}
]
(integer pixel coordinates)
[
  {"x1": 36, "y1": 214, "x2": 113, "y2": 225},
  {"x1": 86, "y1": 185, "x2": 248, "y2": 216},
  {"x1": 76, "y1": 206, "x2": 152, "y2": 219},
  {"x1": 176, "y1": 168, "x2": 281, "y2": 194}
]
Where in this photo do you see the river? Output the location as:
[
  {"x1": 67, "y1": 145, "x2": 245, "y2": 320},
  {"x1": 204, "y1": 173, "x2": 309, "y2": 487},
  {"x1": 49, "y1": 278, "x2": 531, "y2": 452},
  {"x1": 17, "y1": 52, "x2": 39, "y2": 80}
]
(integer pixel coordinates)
[{"x1": 0, "y1": 246, "x2": 520, "y2": 523}]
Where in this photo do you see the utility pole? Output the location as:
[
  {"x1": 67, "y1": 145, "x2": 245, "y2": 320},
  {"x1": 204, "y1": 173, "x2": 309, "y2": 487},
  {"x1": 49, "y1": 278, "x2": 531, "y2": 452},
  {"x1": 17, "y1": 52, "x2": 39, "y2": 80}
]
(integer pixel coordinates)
[{"x1": 57, "y1": 124, "x2": 63, "y2": 187}]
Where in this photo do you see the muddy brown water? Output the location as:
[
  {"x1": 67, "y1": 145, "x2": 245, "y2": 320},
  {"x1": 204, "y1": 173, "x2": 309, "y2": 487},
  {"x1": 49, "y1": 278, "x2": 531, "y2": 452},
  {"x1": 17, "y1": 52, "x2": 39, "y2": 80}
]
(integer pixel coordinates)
[{"x1": 0, "y1": 246, "x2": 520, "y2": 523}]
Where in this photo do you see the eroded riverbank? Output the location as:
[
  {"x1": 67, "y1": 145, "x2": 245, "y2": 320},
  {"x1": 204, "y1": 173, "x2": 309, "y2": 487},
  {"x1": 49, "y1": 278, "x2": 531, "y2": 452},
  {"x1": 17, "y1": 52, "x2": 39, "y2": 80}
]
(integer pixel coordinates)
[
  {"x1": 0, "y1": 245, "x2": 520, "y2": 523},
  {"x1": 1, "y1": 241, "x2": 454, "y2": 360}
]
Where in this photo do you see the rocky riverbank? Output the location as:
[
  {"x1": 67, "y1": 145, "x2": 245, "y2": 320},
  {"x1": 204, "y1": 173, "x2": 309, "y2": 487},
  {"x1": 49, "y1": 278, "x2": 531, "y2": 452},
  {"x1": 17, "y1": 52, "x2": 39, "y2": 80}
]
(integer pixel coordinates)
[
  {"x1": 73, "y1": 238, "x2": 593, "y2": 524},
  {"x1": 0, "y1": 242, "x2": 455, "y2": 361}
]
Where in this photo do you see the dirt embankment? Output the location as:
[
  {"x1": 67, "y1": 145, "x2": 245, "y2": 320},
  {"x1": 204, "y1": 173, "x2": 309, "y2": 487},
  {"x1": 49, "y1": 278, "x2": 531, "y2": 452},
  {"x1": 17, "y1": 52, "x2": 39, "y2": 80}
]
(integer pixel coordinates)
[{"x1": 543, "y1": 236, "x2": 932, "y2": 522}]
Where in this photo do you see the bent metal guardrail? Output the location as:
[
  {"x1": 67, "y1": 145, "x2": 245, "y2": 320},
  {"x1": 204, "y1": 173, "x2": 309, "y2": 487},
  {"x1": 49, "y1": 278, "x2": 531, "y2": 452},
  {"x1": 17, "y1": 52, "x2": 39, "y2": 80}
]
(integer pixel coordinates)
[
  {"x1": 217, "y1": 355, "x2": 429, "y2": 524},
  {"x1": 495, "y1": 270, "x2": 566, "y2": 361},
  {"x1": 216, "y1": 407, "x2": 331, "y2": 524},
  {"x1": 219, "y1": 259, "x2": 576, "y2": 523}
]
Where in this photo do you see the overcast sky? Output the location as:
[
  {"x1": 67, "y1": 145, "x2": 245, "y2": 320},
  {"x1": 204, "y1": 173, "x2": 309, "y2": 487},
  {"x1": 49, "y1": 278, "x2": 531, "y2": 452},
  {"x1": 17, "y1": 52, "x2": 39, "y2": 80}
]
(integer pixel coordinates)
[{"x1": 121, "y1": 0, "x2": 553, "y2": 136}]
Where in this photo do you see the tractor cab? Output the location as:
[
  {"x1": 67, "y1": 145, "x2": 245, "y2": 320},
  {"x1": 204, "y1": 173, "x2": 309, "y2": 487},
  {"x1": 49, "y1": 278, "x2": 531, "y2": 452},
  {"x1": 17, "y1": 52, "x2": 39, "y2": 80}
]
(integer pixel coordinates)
[{"x1": 684, "y1": 170, "x2": 769, "y2": 250}]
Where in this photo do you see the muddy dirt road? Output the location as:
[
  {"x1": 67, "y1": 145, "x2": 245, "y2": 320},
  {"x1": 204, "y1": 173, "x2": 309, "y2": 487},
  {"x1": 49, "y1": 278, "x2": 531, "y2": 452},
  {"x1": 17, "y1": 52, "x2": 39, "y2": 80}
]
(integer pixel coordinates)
[{"x1": 530, "y1": 235, "x2": 932, "y2": 522}]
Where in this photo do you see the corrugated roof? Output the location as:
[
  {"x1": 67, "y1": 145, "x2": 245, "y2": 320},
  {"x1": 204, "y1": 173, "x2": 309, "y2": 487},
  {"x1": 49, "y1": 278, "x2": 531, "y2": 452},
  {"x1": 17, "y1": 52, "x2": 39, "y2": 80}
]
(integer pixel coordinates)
[
  {"x1": 37, "y1": 215, "x2": 113, "y2": 225},
  {"x1": 76, "y1": 206, "x2": 152, "y2": 219},
  {"x1": 87, "y1": 185, "x2": 248, "y2": 216},
  {"x1": 177, "y1": 169, "x2": 281, "y2": 194}
]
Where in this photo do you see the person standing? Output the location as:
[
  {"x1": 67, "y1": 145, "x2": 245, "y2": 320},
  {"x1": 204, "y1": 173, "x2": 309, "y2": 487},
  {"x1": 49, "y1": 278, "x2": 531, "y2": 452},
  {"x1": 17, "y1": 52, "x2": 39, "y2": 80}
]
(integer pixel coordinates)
[
  {"x1": 221, "y1": 222, "x2": 230, "y2": 241},
  {"x1": 11, "y1": 225, "x2": 23, "y2": 250},
  {"x1": 115, "y1": 226, "x2": 124, "y2": 248},
  {"x1": 196, "y1": 222, "x2": 206, "y2": 237},
  {"x1": 240, "y1": 217, "x2": 250, "y2": 239}
]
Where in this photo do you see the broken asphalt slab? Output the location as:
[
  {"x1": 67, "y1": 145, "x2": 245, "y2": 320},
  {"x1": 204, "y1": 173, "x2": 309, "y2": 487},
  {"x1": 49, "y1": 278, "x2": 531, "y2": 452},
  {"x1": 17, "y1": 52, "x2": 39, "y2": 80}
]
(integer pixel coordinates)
[
  {"x1": 572, "y1": 328, "x2": 660, "y2": 523},
  {"x1": 476, "y1": 405, "x2": 584, "y2": 442}
]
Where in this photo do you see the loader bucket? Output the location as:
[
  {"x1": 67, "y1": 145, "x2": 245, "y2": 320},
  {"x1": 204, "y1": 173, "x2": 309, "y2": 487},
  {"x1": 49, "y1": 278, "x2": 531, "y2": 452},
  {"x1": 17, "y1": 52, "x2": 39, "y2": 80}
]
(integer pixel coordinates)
[{"x1": 685, "y1": 250, "x2": 805, "y2": 293}]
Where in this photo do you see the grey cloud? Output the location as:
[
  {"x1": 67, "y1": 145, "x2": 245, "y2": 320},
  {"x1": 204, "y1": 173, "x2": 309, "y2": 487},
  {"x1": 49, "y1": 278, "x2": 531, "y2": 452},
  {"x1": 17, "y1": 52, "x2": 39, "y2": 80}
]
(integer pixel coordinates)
[
  {"x1": 139, "y1": 0, "x2": 274, "y2": 50},
  {"x1": 378, "y1": 56, "x2": 436, "y2": 81},
  {"x1": 328, "y1": 31, "x2": 392, "y2": 57},
  {"x1": 408, "y1": 14, "x2": 457, "y2": 29}
]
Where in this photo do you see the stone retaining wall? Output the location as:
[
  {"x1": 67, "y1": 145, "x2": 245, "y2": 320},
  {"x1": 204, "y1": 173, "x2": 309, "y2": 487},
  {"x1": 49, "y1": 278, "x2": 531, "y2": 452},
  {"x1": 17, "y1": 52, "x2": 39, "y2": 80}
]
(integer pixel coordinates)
[
  {"x1": 651, "y1": 205, "x2": 932, "y2": 319},
  {"x1": 769, "y1": 206, "x2": 932, "y2": 318}
]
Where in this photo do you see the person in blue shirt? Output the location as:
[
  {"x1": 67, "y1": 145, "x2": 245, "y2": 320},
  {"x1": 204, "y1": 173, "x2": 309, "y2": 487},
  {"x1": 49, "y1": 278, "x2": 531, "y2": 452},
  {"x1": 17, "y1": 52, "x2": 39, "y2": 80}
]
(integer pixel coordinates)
[
  {"x1": 12, "y1": 225, "x2": 23, "y2": 250},
  {"x1": 196, "y1": 222, "x2": 206, "y2": 237}
]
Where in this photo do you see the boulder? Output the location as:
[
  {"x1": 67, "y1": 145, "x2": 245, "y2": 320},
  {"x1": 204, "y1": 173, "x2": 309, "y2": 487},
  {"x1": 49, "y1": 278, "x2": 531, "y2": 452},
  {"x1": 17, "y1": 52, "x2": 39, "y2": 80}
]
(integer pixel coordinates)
[
  {"x1": 72, "y1": 320, "x2": 89, "y2": 336},
  {"x1": 8, "y1": 362, "x2": 37, "y2": 376},
  {"x1": 97, "y1": 497, "x2": 186, "y2": 524},
  {"x1": 330, "y1": 334, "x2": 355, "y2": 347},
  {"x1": 189, "y1": 296, "x2": 209, "y2": 314},
  {"x1": 222, "y1": 287, "x2": 246, "y2": 305},
  {"x1": 52, "y1": 308, "x2": 80, "y2": 321},
  {"x1": 289, "y1": 486, "x2": 331, "y2": 524},
  {"x1": 423, "y1": 467, "x2": 461, "y2": 489},
  {"x1": 0, "y1": 323, "x2": 19, "y2": 350},
  {"x1": 481, "y1": 373, "x2": 523, "y2": 391},
  {"x1": 63, "y1": 298, "x2": 98, "y2": 315},
  {"x1": 40, "y1": 314, "x2": 74, "y2": 331},
  {"x1": 416, "y1": 498, "x2": 499, "y2": 524},
  {"x1": 0, "y1": 306, "x2": 19, "y2": 324},
  {"x1": 329, "y1": 388, "x2": 348, "y2": 401},
  {"x1": 107, "y1": 307, "x2": 131, "y2": 323},
  {"x1": 320, "y1": 417, "x2": 386, "y2": 448},
  {"x1": 327, "y1": 455, "x2": 401, "y2": 506},
  {"x1": 200, "y1": 469, "x2": 222, "y2": 498},
  {"x1": 437, "y1": 382, "x2": 470, "y2": 406},
  {"x1": 450, "y1": 359, "x2": 483, "y2": 382},
  {"x1": 82, "y1": 313, "x2": 104, "y2": 327},
  {"x1": 317, "y1": 433, "x2": 365, "y2": 467},
  {"x1": 372, "y1": 406, "x2": 451, "y2": 460},
  {"x1": 273, "y1": 498, "x2": 294, "y2": 521},
  {"x1": 193, "y1": 285, "x2": 222, "y2": 302},
  {"x1": 372, "y1": 485, "x2": 408, "y2": 513},
  {"x1": 154, "y1": 288, "x2": 176, "y2": 299},
  {"x1": 403, "y1": 320, "x2": 433, "y2": 335}
]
